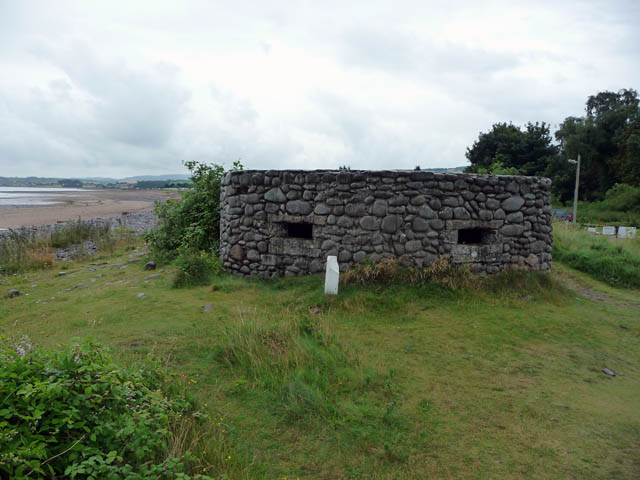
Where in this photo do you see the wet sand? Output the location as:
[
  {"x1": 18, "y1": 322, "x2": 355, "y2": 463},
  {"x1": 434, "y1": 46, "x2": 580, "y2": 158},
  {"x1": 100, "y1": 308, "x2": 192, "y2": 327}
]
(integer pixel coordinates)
[{"x1": 0, "y1": 189, "x2": 179, "y2": 229}]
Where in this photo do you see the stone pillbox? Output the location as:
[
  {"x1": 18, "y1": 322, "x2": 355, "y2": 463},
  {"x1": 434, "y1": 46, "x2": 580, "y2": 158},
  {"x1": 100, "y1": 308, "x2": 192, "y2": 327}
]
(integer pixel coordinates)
[{"x1": 219, "y1": 170, "x2": 553, "y2": 277}]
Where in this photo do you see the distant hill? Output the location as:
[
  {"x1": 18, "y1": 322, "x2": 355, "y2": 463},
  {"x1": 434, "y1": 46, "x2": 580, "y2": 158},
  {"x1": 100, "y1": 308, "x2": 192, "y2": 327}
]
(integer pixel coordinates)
[
  {"x1": 0, "y1": 174, "x2": 191, "y2": 186},
  {"x1": 422, "y1": 166, "x2": 466, "y2": 173},
  {"x1": 1, "y1": 169, "x2": 468, "y2": 187},
  {"x1": 120, "y1": 174, "x2": 191, "y2": 181}
]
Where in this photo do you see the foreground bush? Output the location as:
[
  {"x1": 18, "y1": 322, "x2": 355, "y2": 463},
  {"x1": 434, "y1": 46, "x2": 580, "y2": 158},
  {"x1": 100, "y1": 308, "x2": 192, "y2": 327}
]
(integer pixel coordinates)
[
  {"x1": 553, "y1": 222, "x2": 640, "y2": 288},
  {"x1": 0, "y1": 338, "x2": 211, "y2": 479}
]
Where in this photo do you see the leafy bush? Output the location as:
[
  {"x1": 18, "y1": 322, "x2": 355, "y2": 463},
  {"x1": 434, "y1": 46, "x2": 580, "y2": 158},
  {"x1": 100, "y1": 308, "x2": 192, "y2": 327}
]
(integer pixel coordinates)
[
  {"x1": 560, "y1": 183, "x2": 640, "y2": 226},
  {"x1": 0, "y1": 338, "x2": 211, "y2": 479},
  {"x1": 474, "y1": 160, "x2": 521, "y2": 176},
  {"x1": 145, "y1": 160, "x2": 242, "y2": 261},
  {"x1": 172, "y1": 248, "x2": 222, "y2": 288},
  {"x1": 603, "y1": 183, "x2": 640, "y2": 211}
]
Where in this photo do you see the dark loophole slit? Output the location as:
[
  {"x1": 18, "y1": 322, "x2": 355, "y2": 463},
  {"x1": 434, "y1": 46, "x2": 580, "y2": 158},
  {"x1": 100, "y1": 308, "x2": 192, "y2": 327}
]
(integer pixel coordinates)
[
  {"x1": 458, "y1": 228, "x2": 489, "y2": 245},
  {"x1": 286, "y1": 222, "x2": 313, "y2": 239}
]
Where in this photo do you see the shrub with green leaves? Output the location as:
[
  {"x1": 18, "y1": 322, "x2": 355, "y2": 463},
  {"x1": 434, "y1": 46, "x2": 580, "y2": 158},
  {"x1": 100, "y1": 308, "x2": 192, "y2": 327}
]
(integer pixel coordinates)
[
  {"x1": 604, "y1": 183, "x2": 640, "y2": 212},
  {"x1": 0, "y1": 338, "x2": 211, "y2": 479},
  {"x1": 145, "y1": 160, "x2": 242, "y2": 262}
]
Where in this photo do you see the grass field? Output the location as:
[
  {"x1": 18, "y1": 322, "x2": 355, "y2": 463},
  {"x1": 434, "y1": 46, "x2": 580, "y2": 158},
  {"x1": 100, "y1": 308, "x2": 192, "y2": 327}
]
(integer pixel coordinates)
[
  {"x1": 553, "y1": 222, "x2": 640, "y2": 288},
  {"x1": 1, "y1": 244, "x2": 639, "y2": 479}
]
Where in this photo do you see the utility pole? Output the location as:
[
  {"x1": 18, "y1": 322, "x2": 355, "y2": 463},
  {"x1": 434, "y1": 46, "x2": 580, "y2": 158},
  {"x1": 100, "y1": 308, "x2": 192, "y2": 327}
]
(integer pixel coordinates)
[{"x1": 568, "y1": 154, "x2": 581, "y2": 224}]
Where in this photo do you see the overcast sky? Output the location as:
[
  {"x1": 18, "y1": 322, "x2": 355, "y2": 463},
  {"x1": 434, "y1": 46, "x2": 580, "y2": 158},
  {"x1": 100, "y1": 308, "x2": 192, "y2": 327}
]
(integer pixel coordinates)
[{"x1": 0, "y1": 0, "x2": 638, "y2": 178}]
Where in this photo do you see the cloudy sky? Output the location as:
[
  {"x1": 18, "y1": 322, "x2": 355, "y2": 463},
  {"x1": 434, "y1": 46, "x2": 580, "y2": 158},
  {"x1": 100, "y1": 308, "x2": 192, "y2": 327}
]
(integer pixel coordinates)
[{"x1": 0, "y1": 0, "x2": 638, "y2": 178}]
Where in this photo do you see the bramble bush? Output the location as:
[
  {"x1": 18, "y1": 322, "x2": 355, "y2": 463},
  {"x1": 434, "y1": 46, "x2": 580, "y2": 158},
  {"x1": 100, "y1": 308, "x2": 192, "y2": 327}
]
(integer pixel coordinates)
[
  {"x1": 0, "y1": 338, "x2": 212, "y2": 479},
  {"x1": 145, "y1": 160, "x2": 242, "y2": 261},
  {"x1": 145, "y1": 160, "x2": 241, "y2": 287}
]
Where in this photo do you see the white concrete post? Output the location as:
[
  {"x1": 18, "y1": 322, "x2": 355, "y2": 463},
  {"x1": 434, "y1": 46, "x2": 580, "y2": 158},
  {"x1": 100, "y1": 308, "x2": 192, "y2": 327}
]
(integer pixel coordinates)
[{"x1": 324, "y1": 255, "x2": 339, "y2": 295}]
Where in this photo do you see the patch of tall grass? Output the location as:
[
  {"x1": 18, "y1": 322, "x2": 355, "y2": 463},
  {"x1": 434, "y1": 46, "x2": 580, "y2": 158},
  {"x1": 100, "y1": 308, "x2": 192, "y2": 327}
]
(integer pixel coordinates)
[
  {"x1": 553, "y1": 221, "x2": 640, "y2": 288},
  {"x1": 50, "y1": 219, "x2": 112, "y2": 249},
  {"x1": 342, "y1": 257, "x2": 475, "y2": 289},
  {"x1": 172, "y1": 248, "x2": 223, "y2": 288},
  {"x1": 341, "y1": 257, "x2": 566, "y2": 299},
  {"x1": 0, "y1": 229, "x2": 53, "y2": 274},
  {"x1": 0, "y1": 220, "x2": 116, "y2": 275},
  {"x1": 216, "y1": 312, "x2": 403, "y2": 427}
]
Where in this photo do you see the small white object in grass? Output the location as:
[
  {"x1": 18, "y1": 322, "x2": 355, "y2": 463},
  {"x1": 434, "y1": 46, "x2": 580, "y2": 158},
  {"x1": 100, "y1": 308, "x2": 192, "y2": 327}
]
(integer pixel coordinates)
[
  {"x1": 602, "y1": 226, "x2": 616, "y2": 236},
  {"x1": 617, "y1": 226, "x2": 636, "y2": 239},
  {"x1": 324, "y1": 256, "x2": 339, "y2": 295},
  {"x1": 587, "y1": 227, "x2": 596, "y2": 233}
]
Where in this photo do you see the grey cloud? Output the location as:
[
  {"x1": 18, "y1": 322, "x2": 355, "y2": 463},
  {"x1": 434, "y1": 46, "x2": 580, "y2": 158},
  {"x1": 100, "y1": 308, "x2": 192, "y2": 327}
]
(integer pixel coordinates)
[
  {"x1": 1, "y1": 1, "x2": 638, "y2": 177},
  {"x1": 33, "y1": 42, "x2": 190, "y2": 148},
  {"x1": 341, "y1": 27, "x2": 520, "y2": 76},
  {"x1": 0, "y1": 41, "x2": 191, "y2": 176}
]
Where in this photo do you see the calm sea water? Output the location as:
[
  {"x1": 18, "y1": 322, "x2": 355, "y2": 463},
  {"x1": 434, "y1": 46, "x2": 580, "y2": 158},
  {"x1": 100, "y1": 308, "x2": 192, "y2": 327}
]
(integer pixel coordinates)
[{"x1": 0, "y1": 187, "x2": 91, "y2": 207}]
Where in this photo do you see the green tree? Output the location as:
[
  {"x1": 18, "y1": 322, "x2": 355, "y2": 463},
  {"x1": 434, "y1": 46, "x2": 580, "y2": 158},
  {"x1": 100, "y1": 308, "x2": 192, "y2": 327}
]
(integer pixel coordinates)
[
  {"x1": 465, "y1": 122, "x2": 558, "y2": 176},
  {"x1": 554, "y1": 89, "x2": 640, "y2": 201}
]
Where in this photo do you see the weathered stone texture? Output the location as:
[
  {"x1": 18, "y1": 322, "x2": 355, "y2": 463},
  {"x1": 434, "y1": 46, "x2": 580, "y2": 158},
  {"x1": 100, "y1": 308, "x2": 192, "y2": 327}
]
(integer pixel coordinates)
[{"x1": 219, "y1": 170, "x2": 553, "y2": 277}]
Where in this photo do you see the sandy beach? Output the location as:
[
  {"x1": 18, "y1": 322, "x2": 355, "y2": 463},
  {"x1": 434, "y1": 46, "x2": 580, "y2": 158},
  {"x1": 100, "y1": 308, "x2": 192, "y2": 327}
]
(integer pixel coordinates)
[{"x1": 0, "y1": 189, "x2": 179, "y2": 229}]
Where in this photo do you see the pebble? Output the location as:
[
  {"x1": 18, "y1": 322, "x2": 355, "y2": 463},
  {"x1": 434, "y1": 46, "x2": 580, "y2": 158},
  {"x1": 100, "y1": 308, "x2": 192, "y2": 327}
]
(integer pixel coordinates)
[
  {"x1": 145, "y1": 274, "x2": 161, "y2": 280},
  {"x1": 602, "y1": 368, "x2": 616, "y2": 377},
  {"x1": 144, "y1": 261, "x2": 157, "y2": 271},
  {"x1": 203, "y1": 304, "x2": 213, "y2": 312},
  {"x1": 137, "y1": 293, "x2": 146, "y2": 299}
]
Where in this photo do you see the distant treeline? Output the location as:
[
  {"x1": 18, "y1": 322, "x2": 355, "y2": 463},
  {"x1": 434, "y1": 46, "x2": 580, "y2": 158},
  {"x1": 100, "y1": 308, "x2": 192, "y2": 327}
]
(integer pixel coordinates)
[
  {"x1": 0, "y1": 177, "x2": 61, "y2": 186},
  {"x1": 133, "y1": 180, "x2": 191, "y2": 189},
  {"x1": 0, "y1": 177, "x2": 191, "y2": 189},
  {"x1": 465, "y1": 88, "x2": 640, "y2": 203}
]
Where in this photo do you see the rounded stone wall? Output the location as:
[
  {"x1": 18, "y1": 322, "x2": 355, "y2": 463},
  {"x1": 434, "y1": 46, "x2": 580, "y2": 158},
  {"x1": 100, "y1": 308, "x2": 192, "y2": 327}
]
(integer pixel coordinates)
[{"x1": 219, "y1": 170, "x2": 553, "y2": 277}]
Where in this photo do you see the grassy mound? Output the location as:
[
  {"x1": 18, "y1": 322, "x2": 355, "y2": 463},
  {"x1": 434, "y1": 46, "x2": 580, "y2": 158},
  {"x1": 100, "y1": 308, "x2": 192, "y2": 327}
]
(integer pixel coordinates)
[{"x1": 553, "y1": 222, "x2": 640, "y2": 288}]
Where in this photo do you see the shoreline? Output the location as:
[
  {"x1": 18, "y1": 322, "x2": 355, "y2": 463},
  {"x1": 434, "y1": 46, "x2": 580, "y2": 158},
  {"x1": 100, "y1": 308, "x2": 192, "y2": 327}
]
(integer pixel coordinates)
[{"x1": 0, "y1": 189, "x2": 178, "y2": 230}]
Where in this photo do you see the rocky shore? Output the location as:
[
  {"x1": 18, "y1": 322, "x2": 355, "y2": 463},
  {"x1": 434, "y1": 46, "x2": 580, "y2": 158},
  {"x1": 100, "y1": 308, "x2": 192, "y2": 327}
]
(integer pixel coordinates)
[
  {"x1": 0, "y1": 210, "x2": 158, "y2": 239},
  {"x1": 0, "y1": 211, "x2": 159, "y2": 262}
]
